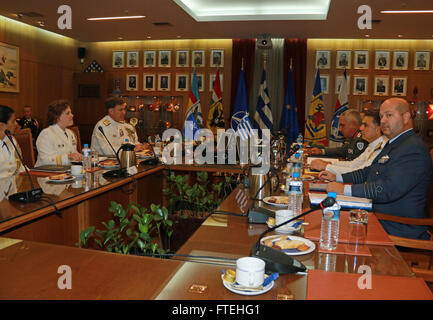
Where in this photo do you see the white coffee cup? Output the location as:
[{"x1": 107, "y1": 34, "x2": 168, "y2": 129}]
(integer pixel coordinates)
[
  {"x1": 235, "y1": 257, "x2": 265, "y2": 287},
  {"x1": 275, "y1": 209, "x2": 296, "y2": 233},
  {"x1": 71, "y1": 165, "x2": 83, "y2": 176}
]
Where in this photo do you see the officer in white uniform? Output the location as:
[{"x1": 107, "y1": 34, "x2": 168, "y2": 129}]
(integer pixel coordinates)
[
  {"x1": 91, "y1": 97, "x2": 148, "y2": 156},
  {"x1": 35, "y1": 100, "x2": 82, "y2": 167},
  {"x1": 0, "y1": 105, "x2": 25, "y2": 178}
]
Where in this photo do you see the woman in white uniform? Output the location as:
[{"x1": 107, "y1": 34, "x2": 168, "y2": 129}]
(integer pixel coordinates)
[
  {"x1": 0, "y1": 105, "x2": 25, "y2": 178},
  {"x1": 35, "y1": 100, "x2": 82, "y2": 166}
]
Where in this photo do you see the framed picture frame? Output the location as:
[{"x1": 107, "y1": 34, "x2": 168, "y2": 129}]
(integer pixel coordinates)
[
  {"x1": 158, "y1": 73, "x2": 171, "y2": 91},
  {"x1": 354, "y1": 50, "x2": 369, "y2": 69},
  {"x1": 375, "y1": 50, "x2": 390, "y2": 70},
  {"x1": 319, "y1": 74, "x2": 329, "y2": 94},
  {"x1": 316, "y1": 50, "x2": 330, "y2": 69},
  {"x1": 391, "y1": 76, "x2": 407, "y2": 96},
  {"x1": 126, "y1": 51, "x2": 139, "y2": 68},
  {"x1": 393, "y1": 51, "x2": 409, "y2": 70},
  {"x1": 192, "y1": 50, "x2": 205, "y2": 67},
  {"x1": 210, "y1": 49, "x2": 224, "y2": 67},
  {"x1": 143, "y1": 73, "x2": 155, "y2": 91},
  {"x1": 353, "y1": 76, "x2": 368, "y2": 95},
  {"x1": 175, "y1": 74, "x2": 189, "y2": 91},
  {"x1": 143, "y1": 50, "x2": 156, "y2": 67},
  {"x1": 414, "y1": 51, "x2": 430, "y2": 70},
  {"x1": 126, "y1": 74, "x2": 138, "y2": 91},
  {"x1": 0, "y1": 42, "x2": 19, "y2": 92},
  {"x1": 209, "y1": 73, "x2": 223, "y2": 92},
  {"x1": 335, "y1": 75, "x2": 351, "y2": 94},
  {"x1": 336, "y1": 50, "x2": 351, "y2": 69},
  {"x1": 158, "y1": 50, "x2": 171, "y2": 67},
  {"x1": 176, "y1": 50, "x2": 189, "y2": 67},
  {"x1": 192, "y1": 73, "x2": 204, "y2": 92},
  {"x1": 374, "y1": 76, "x2": 389, "y2": 96},
  {"x1": 112, "y1": 51, "x2": 124, "y2": 68}
]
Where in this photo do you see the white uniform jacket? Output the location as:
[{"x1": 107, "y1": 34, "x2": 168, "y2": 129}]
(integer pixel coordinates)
[
  {"x1": 91, "y1": 115, "x2": 139, "y2": 156},
  {"x1": 35, "y1": 124, "x2": 79, "y2": 166},
  {"x1": 326, "y1": 135, "x2": 388, "y2": 175},
  {"x1": 0, "y1": 136, "x2": 25, "y2": 178}
]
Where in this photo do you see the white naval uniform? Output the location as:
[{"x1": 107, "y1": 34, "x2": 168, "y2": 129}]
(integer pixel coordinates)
[
  {"x1": 91, "y1": 115, "x2": 139, "y2": 156},
  {"x1": 325, "y1": 135, "x2": 388, "y2": 175},
  {"x1": 35, "y1": 124, "x2": 79, "y2": 167},
  {"x1": 0, "y1": 136, "x2": 24, "y2": 178}
]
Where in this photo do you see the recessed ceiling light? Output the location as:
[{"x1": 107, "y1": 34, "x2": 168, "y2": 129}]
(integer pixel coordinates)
[
  {"x1": 365, "y1": 34, "x2": 370, "y2": 38},
  {"x1": 397, "y1": 34, "x2": 404, "y2": 38},
  {"x1": 38, "y1": 21, "x2": 45, "y2": 27},
  {"x1": 118, "y1": 37, "x2": 123, "y2": 40},
  {"x1": 146, "y1": 36, "x2": 151, "y2": 39},
  {"x1": 87, "y1": 15, "x2": 146, "y2": 21},
  {"x1": 380, "y1": 10, "x2": 433, "y2": 14},
  {"x1": 176, "y1": 35, "x2": 182, "y2": 38}
]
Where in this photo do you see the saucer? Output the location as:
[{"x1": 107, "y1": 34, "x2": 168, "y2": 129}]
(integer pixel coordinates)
[{"x1": 221, "y1": 274, "x2": 274, "y2": 296}]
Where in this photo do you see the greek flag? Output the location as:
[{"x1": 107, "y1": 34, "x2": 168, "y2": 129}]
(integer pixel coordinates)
[
  {"x1": 231, "y1": 69, "x2": 255, "y2": 140},
  {"x1": 253, "y1": 69, "x2": 274, "y2": 136}
]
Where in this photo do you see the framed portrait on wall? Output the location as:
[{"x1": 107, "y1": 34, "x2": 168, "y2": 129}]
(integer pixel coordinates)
[
  {"x1": 354, "y1": 50, "x2": 369, "y2": 69},
  {"x1": 0, "y1": 42, "x2": 19, "y2": 92},
  {"x1": 126, "y1": 51, "x2": 139, "y2": 68},
  {"x1": 112, "y1": 51, "x2": 124, "y2": 68},
  {"x1": 393, "y1": 51, "x2": 408, "y2": 70},
  {"x1": 210, "y1": 49, "x2": 224, "y2": 67},
  {"x1": 126, "y1": 74, "x2": 138, "y2": 91},
  {"x1": 209, "y1": 73, "x2": 223, "y2": 92},
  {"x1": 374, "y1": 76, "x2": 389, "y2": 96},
  {"x1": 335, "y1": 75, "x2": 351, "y2": 94},
  {"x1": 192, "y1": 73, "x2": 204, "y2": 92},
  {"x1": 176, "y1": 50, "x2": 189, "y2": 67},
  {"x1": 192, "y1": 50, "x2": 205, "y2": 67},
  {"x1": 336, "y1": 50, "x2": 351, "y2": 69},
  {"x1": 143, "y1": 73, "x2": 155, "y2": 91},
  {"x1": 414, "y1": 51, "x2": 430, "y2": 70},
  {"x1": 175, "y1": 74, "x2": 189, "y2": 91},
  {"x1": 143, "y1": 50, "x2": 156, "y2": 67},
  {"x1": 375, "y1": 50, "x2": 390, "y2": 70},
  {"x1": 158, "y1": 73, "x2": 171, "y2": 91},
  {"x1": 353, "y1": 76, "x2": 368, "y2": 95},
  {"x1": 319, "y1": 74, "x2": 329, "y2": 94},
  {"x1": 158, "y1": 50, "x2": 171, "y2": 67},
  {"x1": 391, "y1": 76, "x2": 407, "y2": 96},
  {"x1": 316, "y1": 50, "x2": 330, "y2": 69}
]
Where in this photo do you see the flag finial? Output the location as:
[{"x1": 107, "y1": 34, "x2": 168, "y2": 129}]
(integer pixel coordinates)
[{"x1": 290, "y1": 58, "x2": 293, "y2": 70}]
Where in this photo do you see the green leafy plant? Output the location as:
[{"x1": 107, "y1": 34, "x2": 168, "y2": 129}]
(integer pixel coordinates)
[
  {"x1": 78, "y1": 201, "x2": 173, "y2": 256},
  {"x1": 163, "y1": 172, "x2": 225, "y2": 218}
]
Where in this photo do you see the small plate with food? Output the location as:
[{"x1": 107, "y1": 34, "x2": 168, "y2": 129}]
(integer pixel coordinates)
[
  {"x1": 301, "y1": 174, "x2": 315, "y2": 181},
  {"x1": 260, "y1": 235, "x2": 316, "y2": 256},
  {"x1": 99, "y1": 159, "x2": 119, "y2": 169},
  {"x1": 47, "y1": 173, "x2": 76, "y2": 184},
  {"x1": 263, "y1": 196, "x2": 288, "y2": 207}
]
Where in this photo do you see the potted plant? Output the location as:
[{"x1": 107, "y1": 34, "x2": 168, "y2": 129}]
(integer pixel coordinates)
[{"x1": 78, "y1": 201, "x2": 173, "y2": 257}]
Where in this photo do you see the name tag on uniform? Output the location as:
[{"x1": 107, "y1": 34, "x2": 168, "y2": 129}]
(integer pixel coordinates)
[{"x1": 378, "y1": 155, "x2": 390, "y2": 164}]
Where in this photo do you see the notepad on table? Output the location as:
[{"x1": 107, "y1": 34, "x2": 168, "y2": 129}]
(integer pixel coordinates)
[{"x1": 309, "y1": 192, "x2": 372, "y2": 210}]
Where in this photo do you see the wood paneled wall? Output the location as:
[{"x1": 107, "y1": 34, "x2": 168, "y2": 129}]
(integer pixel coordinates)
[
  {"x1": 306, "y1": 39, "x2": 433, "y2": 137},
  {"x1": 0, "y1": 16, "x2": 81, "y2": 128},
  {"x1": 80, "y1": 39, "x2": 232, "y2": 126}
]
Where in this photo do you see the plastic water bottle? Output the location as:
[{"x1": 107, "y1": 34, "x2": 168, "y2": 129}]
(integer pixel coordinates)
[
  {"x1": 82, "y1": 144, "x2": 91, "y2": 171},
  {"x1": 293, "y1": 153, "x2": 302, "y2": 174},
  {"x1": 320, "y1": 192, "x2": 341, "y2": 250},
  {"x1": 297, "y1": 133, "x2": 303, "y2": 144},
  {"x1": 288, "y1": 172, "x2": 303, "y2": 217}
]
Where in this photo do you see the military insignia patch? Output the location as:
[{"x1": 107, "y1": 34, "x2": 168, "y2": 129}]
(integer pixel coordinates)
[
  {"x1": 103, "y1": 120, "x2": 111, "y2": 126},
  {"x1": 119, "y1": 129, "x2": 124, "y2": 137},
  {"x1": 378, "y1": 155, "x2": 390, "y2": 164},
  {"x1": 357, "y1": 142, "x2": 365, "y2": 150}
]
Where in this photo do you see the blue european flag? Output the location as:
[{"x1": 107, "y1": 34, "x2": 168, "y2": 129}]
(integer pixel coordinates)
[
  {"x1": 231, "y1": 69, "x2": 255, "y2": 140},
  {"x1": 279, "y1": 68, "x2": 299, "y2": 145}
]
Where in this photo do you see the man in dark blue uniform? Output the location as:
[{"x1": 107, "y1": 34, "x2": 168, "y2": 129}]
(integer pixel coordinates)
[
  {"x1": 16, "y1": 105, "x2": 40, "y2": 144},
  {"x1": 325, "y1": 98, "x2": 432, "y2": 239}
]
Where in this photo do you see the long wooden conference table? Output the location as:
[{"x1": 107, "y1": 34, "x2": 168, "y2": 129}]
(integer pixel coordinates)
[{"x1": 0, "y1": 163, "x2": 432, "y2": 300}]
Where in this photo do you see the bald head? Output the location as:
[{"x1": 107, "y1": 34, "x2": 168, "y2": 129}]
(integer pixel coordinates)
[{"x1": 380, "y1": 98, "x2": 413, "y2": 139}]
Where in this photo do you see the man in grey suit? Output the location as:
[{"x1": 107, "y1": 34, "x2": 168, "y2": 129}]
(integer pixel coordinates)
[{"x1": 324, "y1": 98, "x2": 432, "y2": 239}]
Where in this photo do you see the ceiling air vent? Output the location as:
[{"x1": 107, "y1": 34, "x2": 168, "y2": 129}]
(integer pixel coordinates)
[
  {"x1": 152, "y1": 22, "x2": 172, "y2": 27},
  {"x1": 18, "y1": 12, "x2": 44, "y2": 18}
]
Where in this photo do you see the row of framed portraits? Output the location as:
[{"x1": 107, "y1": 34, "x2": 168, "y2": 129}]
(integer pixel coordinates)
[
  {"x1": 316, "y1": 49, "x2": 431, "y2": 71},
  {"x1": 113, "y1": 49, "x2": 224, "y2": 68},
  {"x1": 320, "y1": 74, "x2": 408, "y2": 96},
  {"x1": 123, "y1": 73, "x2": 224, "y2": 92}
]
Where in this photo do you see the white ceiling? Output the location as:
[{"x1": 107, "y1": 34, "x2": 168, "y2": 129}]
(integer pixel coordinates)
[{"x1": 0, "y1": 0, "x2": 432, "y2": 42}]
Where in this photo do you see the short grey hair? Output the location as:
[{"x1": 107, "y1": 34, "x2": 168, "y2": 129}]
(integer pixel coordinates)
[{"x1": 341, "y1": 109, "x2": 362, "y2": 125}]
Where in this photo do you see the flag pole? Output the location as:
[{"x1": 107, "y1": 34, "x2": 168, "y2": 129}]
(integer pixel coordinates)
[
  {"x1": 290, "y1": 57, "x2": 293, "y2": 71},
  {"x1": 263, "y1": 53, "x2": 268, "y2": 70},
  {"x1": 241, "y1": 57, "x2": 244, "y2": 71}
]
